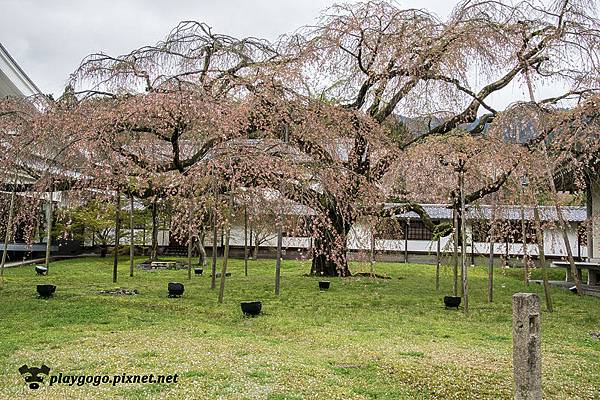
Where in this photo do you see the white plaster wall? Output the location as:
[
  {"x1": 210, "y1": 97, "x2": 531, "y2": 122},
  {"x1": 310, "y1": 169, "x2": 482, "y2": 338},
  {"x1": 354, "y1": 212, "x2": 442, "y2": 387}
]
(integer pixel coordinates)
[
  {"x1": 225, "y1": 221, "x2": 585, "y2": 258},
  {"x1": 93, "y1": 221, "x2": 586, "y2": 259}
]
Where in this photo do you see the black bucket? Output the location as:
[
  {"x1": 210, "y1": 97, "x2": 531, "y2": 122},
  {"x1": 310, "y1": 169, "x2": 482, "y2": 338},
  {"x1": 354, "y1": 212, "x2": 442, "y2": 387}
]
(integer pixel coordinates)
[
  {"x1": 241, "y1": 301, "x2": 262, "y2": 316},
  {"x1": 37, "y1": 284, "x2": 56, "y2": 298},
  {"x1": 168, "y1": 282, "x2": 185, "y2": 298}
]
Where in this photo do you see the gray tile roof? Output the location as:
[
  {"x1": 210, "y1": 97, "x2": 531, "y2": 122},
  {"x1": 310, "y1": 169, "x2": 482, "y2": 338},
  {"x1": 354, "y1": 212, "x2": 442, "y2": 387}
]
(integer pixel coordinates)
[{"x1": 384, "y1": 203, "x2": 587, "y2": 222}]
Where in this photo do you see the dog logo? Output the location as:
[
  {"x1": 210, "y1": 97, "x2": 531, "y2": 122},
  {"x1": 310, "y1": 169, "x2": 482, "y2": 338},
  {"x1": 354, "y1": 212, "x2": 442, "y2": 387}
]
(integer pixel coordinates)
[{"x1": 18, "y1": 364, "x2": 51, "y2": 390}]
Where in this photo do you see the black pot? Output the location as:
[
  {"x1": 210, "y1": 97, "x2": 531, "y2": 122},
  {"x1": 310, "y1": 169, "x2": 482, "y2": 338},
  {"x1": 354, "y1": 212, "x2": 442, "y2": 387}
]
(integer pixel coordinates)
[
  {"x1": 444, "y1": 296, "x2": 461, "y2": 309},
  {"x1": 319, "y1": 281, "x2": 331, "y2": 290},
  {"x1": 241, "y1": 301, "x2": 262, "y2": 316},
  {"x1": 168, "y1": 282, "x2": 185, "y2": 298},
  {"x1": 37, "y1": 284, "x2": 56, "y2": 298},
  {"x1": 35, "y1": 266, "x2": 48, "y2": 276},
  {"x1": 569, "y1": 286, "x2": 578, "y2": 294},
  {"x1": 194, "y1": 268, "x2": 203, "y2": 275},
  {"x1": 213, "y1": 272, "x2": 231, "y2": 278}
]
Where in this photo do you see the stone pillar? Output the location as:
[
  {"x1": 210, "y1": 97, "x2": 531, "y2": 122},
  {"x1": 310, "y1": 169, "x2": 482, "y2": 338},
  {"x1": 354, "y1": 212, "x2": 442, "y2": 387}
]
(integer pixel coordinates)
[{"x1": 513, "y1": 293, "x2": 542, "y2": 400}]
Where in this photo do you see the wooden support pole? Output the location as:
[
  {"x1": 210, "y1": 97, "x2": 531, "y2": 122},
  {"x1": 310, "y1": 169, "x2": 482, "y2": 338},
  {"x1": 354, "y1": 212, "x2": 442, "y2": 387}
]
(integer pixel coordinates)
[
  {"x1": 150, "y1": 200, "x2": 158, "y2": 261},
  {"x1": 435, "y1": 237, "x2": 440, "y2": 291},
  {"x1": 211, "y1": 208, "x2": 218, "y2": 290},
  {"x1": 188, "y1": 206, "x2": 193, "y2": 280},
  {"x1": 0, "y1": 173, "x2": 17, "y2": 288},
  {"x1": 460, "y1": 165, "x2": 469, "y2": 313},
  {"x1": 275, "y1": 211, "x2": 283, "y2": 295},
  {"x1": 45, "y1": 190, "x2": 54, "y2": 270},
  {"x1": 533, "y1": 206, "x2": 553, "y2": 312},
  {"x1": 218, "y1": 193, "x2": 233, "y2": 303},
  {"x1": 546, "y1": 163, "x2": 582, "y2": 294},
  {"x1": 129, "y1": 194, "x2": 135, "y2": 277},
  {"x1": 521, "y1": 199, "x2": 530, "y2": 286},
  {"x1": 488, "y1": 200, "x2": 497, "y2": 303},
  {"x1": 113, "y1": 190, "x2": 121, "y2": 283},
  {"x1": 404, "y1": 218, "x2": 409, "y2": 263},
  {"x1": 370, "y1": 228, "x2": 376, "y2": 276},
  {"x1": 453, "y1": 208, "x2": 459, "y2": 296},
  {"x1": 244, "y1": 204, "x2": 248, "y2": 276}
]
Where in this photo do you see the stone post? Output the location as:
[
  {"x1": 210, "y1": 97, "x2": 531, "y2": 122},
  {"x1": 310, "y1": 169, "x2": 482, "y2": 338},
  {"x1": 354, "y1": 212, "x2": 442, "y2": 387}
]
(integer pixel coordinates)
[{"x1": 512, "y1": 293, "x2": 542, "y2": 400}]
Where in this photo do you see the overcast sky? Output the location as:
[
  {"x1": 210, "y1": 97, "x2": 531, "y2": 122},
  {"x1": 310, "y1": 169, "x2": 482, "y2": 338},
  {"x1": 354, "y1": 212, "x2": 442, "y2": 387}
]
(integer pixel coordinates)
[{"x1": 1, "y1": 0, "x2": 456, "y2": 98}]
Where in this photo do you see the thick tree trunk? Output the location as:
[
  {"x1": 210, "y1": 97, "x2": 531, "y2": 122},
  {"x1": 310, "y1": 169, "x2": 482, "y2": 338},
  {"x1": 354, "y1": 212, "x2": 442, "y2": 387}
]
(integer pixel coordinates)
[
  {"x1": 311, "y1": 251, "x2": 348, "y2": 276},
  {"x1": 310, "y1": 214, "x2": 351, "y2": 277}
]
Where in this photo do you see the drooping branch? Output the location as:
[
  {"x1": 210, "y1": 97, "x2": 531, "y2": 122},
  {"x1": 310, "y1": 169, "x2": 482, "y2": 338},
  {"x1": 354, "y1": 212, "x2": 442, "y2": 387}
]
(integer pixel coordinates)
[
  {"x1": 402, "y1": 56, "x2": 548, "y2": 149},
  {"x1": 379, "y1": 201, "x2": 453, "y2": 238}
]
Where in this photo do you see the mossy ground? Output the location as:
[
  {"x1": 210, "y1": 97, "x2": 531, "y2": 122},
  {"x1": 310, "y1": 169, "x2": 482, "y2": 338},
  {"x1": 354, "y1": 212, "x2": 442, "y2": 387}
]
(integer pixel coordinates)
[{"x1": 0, "y1": 257, "x2": 598, "y2": 399}]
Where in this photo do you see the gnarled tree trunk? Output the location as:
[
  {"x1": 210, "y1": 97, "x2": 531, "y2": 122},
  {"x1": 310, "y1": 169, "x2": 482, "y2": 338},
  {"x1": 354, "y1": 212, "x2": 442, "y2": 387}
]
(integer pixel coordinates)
[
  {"x1": 311, "y1": 244, "x2": 350, "y2": 276},
  {"x1": 310, "y1": 207, "x2": 352, "y2": 277}
]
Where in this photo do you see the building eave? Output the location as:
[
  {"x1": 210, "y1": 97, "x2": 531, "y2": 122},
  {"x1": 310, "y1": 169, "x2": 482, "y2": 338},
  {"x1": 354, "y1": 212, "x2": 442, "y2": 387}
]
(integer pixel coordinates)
[{"x1": 0, "y1": 42, "x2": 43, "y2": 98}]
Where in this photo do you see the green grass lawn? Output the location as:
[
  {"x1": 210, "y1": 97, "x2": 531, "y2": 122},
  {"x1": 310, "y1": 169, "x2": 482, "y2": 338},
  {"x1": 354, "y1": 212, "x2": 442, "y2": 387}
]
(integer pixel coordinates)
[{"x1": 0, "y1": 257, "x2": 599, "y2": 399}]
